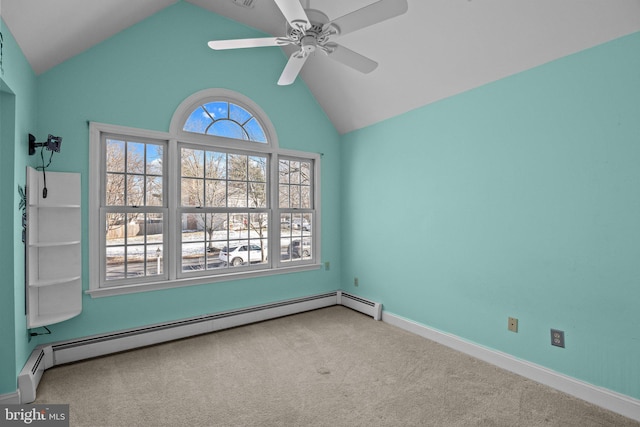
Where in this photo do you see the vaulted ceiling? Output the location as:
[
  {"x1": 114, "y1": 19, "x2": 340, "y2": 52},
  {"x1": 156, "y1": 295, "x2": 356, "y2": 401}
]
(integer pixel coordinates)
[{"x1": 3, "y1": 0, "x2": 639, "y2": 133}]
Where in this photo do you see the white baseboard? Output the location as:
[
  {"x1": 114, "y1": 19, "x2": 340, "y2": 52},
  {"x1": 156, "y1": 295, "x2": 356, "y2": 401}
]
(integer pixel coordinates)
[
  {"x1": 0, "y1": 390, "x2": 20, "y2": 404},
  {"x1": 383, "y1": 311, "x2": 640, "y2": 423},
  {"x1": 51, "y1": 292, "x2": 339, "y2": 366},
  {"x1": 18, "y1": 291, "x2": 382, "y2": 403}
]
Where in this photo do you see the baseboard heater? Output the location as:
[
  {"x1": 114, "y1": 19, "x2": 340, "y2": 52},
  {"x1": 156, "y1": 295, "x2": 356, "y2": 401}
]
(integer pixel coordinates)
[
  {"x1": 18, "y1": 290, "x2": 381, "y2": 403},
  {"x1": 337, "y1": 290, "x2": 382, "y2": 320}
]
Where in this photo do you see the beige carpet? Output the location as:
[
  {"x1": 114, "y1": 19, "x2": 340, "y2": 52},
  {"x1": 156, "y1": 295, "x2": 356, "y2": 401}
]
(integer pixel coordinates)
[{"x1": 35, "y1": 306, "x2": 639, "y2": 426}]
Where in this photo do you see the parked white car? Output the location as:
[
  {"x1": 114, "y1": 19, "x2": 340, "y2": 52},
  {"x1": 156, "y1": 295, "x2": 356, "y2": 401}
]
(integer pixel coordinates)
[{"x1": 219, "y1": 243, "x2": 267, "y2": 266}]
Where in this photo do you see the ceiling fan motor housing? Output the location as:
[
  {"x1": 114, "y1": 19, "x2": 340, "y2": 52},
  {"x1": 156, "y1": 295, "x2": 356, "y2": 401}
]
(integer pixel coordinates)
[
  {"x1": 303, "y1": 35, "x2": 320, "y2": 52},
  {"x1": 286, "y1": 9, "x2": 332, "y2": 51}
]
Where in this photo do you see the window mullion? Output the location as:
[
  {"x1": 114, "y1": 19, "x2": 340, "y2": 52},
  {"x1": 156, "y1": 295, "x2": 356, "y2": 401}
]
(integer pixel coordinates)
[{"x1": 168, "y1": 138, "x2": 178, "y2": 281}]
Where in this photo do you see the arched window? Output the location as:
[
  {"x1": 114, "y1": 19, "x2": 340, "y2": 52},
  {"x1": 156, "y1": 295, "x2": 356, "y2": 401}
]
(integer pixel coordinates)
[
  {"x1": 183, "y1": 101, "x2": 267, "y2": 143},
  {"x1": 170, "y1": 88, "x2": 277, "y2": 150},
  {"x1": 89, "y1": 89, "x2": 319, "y2": 297}
]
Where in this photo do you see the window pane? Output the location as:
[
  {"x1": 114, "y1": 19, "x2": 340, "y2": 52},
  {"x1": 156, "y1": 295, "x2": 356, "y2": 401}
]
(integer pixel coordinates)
[
  {"x1": 229, "y1": 103, "x2": 251, "y2": 124},
  {"x1": 181, "y1": 178, "x2": 204, "y2": 207},
  {"x1": 106, "y1": 139, "x2": 125, "y2": 173},
  {"x1": 126, "y1": 175, "x2": 145, "y2": 206},
  {"x1": 279, "y1": 160, "x2": 290, "y2": 184},
  {"x1": 183, "y1": 107, "x2": 210, "y2": 134},
  {"x1": 210, "y1": 121, "x2": 246, "y2": 140},
  {"x1": 290, "y1": 186, "x2": 301, "y2": 209},
  {"x1": 290, "y1": 161, "x2": 301, "y2": 184},
  {"x1": 106, "y1": 173, "x2": 125, "y2": 206},
  {"x1": 300, "y1": 185, "x2": 311, "y2": 209},
  {"x1": 145, "y1": 213, "x2": 164, "y2": 243},
  {"x1": 127, "y1": 142, "x2": 145, "y2": 174},
  {"x1": 300, "y1": 161, "x2": 311, "y2": 186},
  {"x1": 146, "y1": 244, "x2": 163, "y2": 276},
  {"x1": 249, "y1": 156, "x2": 266, "y2": 182},
  {"x1": 206, "y1": 180, "x2": 227, "y2": 207},
  {"x1": 248, "y1": 183, "x2": 266, "y2": 208},
  {"x1": 228, "y1": 154, "x2": 247, "y2": 181},
  {"x1": 228, "y1": 182, "x2": 247, "y2": 207},
  {"x1": 206, "y1": 151, "x2": 226, "y2": 179},
  {"x1": 244, "y1": 117, "x2": 266, "y2": 143},
  {"x1": 182, "y1": 213, "x2": 206, "y2": 238},
  {"x1": 146, "y1": 176, "x2": 163, "y2": 206},
  {"x1": 182, "y1": 148, "x2": 204, "y2": 178},
  {"x1": 231, "y1": 214, "x2": 249, "y2": 238},
  {"x1": 125, "y1": 245, "x2": 143, "y2": 278},
  {"x1": 147, "y1": 144, "x2": 163, "y2": 175},
  {"x1": 279, "y1": 186, "x2": 290, "y2": 209},
  {"x1": 249, "y1": 212, "x2": 268, "y2": 233},
  {"x1": 106, "y1": 245, "x2": 125, "y2": 280},
  {"x1": 182, "y1": 240, "x2": 206, "y2": 272},
  {"x1": 203, "y1": 102, "x2": 228, "y2": 120},
  {"x1": 106, "y1": 213, "x2": 126, "y2": 240}
]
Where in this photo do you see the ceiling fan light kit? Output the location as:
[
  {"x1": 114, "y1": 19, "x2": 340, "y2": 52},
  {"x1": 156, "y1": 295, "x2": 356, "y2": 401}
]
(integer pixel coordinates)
[{"x1": 208, "y1": 0, "x2": 408, "y2": 85}]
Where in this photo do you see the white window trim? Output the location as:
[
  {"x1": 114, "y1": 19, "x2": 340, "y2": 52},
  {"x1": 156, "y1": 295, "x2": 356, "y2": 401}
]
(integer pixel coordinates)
[{"x1": 88, "y1": 91, "x2": 321, "y2": 298}]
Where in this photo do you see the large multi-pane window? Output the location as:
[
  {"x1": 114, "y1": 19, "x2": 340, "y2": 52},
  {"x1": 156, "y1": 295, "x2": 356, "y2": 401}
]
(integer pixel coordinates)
[{"x1": 89, "y1": 89, "x2": 319, "y2": 296}]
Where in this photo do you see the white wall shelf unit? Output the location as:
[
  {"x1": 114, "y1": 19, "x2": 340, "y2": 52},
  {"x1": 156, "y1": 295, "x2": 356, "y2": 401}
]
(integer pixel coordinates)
[{"x1": 26, "y1": 166, "x2": 82, "y2": 329}]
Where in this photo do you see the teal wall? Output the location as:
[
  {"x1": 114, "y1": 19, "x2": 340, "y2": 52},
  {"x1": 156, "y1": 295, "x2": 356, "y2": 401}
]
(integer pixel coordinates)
[
  {"x1": 0, "y1": 19, "x2": 38, "y2": 395},
  {"x1": 341, "y1": 32, "x2": 640, "y2": 399},
  {"x1": 31, "y1": 4, "x2": 340, "y2": 349}
]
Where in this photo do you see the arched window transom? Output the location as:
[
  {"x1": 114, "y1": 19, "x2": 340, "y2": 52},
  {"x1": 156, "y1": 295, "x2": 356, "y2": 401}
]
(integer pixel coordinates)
[{"x1": 183, "y1": 101, "x2": 267, "y2": 143}]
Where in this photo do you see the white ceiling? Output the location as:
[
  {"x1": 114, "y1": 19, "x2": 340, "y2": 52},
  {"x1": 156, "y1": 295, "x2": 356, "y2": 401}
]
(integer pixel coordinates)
[{"x1": 2, "y1": 0, "x2": 640, "y2": 134}]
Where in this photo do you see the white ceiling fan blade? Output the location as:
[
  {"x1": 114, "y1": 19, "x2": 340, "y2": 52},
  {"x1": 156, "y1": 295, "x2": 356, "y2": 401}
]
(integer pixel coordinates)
[
  {"x1": 325, "y1": 43, "x2": 378, "y2": 74},
  {"x1": 208, "y1": 37, "x2": 289, "y2": 50},
  {"x1": 274, "y1": 0, "x2": 310, "y2": 31},
  {"x1": 278, "y1": 52, "x2": 308, "y2": 86},
  {"x1": 329, "y1": 0, "x2": 408, "y2": 36}
]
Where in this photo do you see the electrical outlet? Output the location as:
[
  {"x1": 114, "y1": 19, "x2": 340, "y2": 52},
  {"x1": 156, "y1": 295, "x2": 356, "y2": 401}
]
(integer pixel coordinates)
[
  {"x1": 324, "y1": 261, "x2": 330, "y2": 271},
  {"x1": 354, "y1": 277, "x2": 359, "y2": 287},
  {"x1": 508, "y1": 317, "x2": 518, "y2": 333},
  {"x1": 551, "y1": 329, "x2": 565, "y2": 348}
]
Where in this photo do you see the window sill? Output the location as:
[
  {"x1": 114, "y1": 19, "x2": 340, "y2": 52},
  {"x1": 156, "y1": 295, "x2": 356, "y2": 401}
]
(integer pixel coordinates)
[{"x1": 86, "y1": 263, "x2": 323, "y2": 298}]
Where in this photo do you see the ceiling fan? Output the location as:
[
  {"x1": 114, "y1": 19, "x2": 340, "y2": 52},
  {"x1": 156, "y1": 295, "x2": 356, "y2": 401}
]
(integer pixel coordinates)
[{"x1": 208, "y1": 0, "x2": 408, "y2": 85}]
